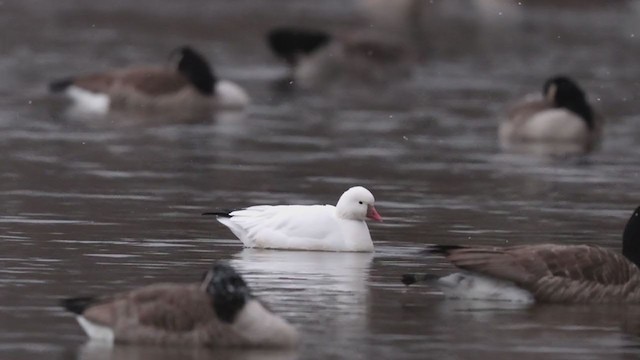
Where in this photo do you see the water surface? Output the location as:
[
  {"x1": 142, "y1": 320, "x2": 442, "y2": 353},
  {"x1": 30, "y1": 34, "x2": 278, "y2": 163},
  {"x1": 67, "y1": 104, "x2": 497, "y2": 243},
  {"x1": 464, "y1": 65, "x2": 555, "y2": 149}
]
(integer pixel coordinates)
[{"x1": 3, "y1": 1, "x2": 640, "y2": 359}]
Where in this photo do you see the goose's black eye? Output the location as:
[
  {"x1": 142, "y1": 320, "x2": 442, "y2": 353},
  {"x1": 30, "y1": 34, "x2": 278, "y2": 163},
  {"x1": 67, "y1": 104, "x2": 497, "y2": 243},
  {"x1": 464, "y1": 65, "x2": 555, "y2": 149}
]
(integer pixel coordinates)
[{"x1": 358, "y1": 201, "x2": 363, "y2": 204}]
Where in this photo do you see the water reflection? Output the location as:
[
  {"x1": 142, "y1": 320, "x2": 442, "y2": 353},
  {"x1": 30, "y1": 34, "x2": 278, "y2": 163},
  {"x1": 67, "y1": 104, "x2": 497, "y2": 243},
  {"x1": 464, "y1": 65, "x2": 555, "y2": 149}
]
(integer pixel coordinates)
[
  {"x1": 231, "y1": 249, "x2": 373, "y2": 306},
  {"x1": 498, "y1": 142, "x2": 596, "y2": 158},
  {"x1": 231, "y1": 249, "x2": 373, "y2": 343},
  {"x1": 4, "y1": 0, "x2": 640, "y2": 359},
  {"x1": 50, "y1": 104, "x2": 248, "y2": 128},
  {"x1": 397, "y1": 298, "x2": 640, "y2": 358},
  {"x1": 434, "y1": 299, "x2": 533, "y2": 312},
  {"x1": 76, "y1": 341, "x2": 298, "y2": 360}
]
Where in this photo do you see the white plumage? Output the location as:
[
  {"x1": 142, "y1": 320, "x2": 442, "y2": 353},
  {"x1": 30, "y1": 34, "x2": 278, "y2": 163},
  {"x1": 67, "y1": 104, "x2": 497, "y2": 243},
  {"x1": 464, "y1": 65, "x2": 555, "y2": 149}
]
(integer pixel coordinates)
[
  {"x1": 501, "y1": 108, "x2": 589, "y2": 143},
  {"x1": 437, "y1": 273, "x2": 535, "y2": 303},
  {"x1": 76, "y1": 316, "x2": 115, "y2": 343},
  {"x1": 211, "y1": 186, "x2": 382, "y2": 252},
  {"x1": 214, "y1": 80, "x2": 250, "y2": 109},
  {"x1": 65, "y1": 86, "x2": 111, "y2": 114}
]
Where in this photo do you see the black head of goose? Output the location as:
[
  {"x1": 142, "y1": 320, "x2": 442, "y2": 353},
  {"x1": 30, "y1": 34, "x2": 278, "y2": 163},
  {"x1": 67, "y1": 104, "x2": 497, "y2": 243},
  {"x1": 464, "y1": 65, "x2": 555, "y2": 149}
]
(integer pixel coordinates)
[
  {"x1": 48, "y1": 46, "x2": 249, "y2": 114},
  {"x1": 402, "y1": 206, "x2": 640, "y2": 304},
  {"x1": 267, "y1": 27, "x2": 332, "y2": 66},
  {"x1": 266, "y1": 26, "x2": 410, "y2": 87},
  {"x1": 172, "y1": 46, "x2": 217, "y2": 96},
  {"x1": 543, "y1": 76, "x2": 594, "y2": 130},
  {"x1": 60, "y1": 263, "x2": 298, "y2": 347},
  {"x1": 499, "y1": 75, "x2": 602, "y2": 155}
]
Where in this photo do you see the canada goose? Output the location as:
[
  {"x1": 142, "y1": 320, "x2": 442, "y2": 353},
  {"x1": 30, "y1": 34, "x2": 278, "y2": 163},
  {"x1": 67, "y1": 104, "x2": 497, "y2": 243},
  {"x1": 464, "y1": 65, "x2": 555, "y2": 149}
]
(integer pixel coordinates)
[
  {"x1": 203, "y1": 186, "x2": 382, "y2": 252},
  {"x1": 267, "y1": 26, "x2": 410, "y2": 87},
  {"x1": 403, "y1": 206, "x2": 640, "y2": 303},
  {"x1": 49, "y1": 46, "x2": 249, "y2": 114},
  {"x1": 60, "y1": 264, "x2": 298, "y2": 347},
  {"x1": 498, "y1": 76, "x2": 603, "y2": 155}
]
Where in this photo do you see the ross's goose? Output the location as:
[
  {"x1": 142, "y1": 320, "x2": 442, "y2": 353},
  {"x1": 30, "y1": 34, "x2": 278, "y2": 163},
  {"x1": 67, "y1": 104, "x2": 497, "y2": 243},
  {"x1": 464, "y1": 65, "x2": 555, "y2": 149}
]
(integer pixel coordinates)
[{"x1": 205, "y1": 186, "x2": 382, "y2": 252}]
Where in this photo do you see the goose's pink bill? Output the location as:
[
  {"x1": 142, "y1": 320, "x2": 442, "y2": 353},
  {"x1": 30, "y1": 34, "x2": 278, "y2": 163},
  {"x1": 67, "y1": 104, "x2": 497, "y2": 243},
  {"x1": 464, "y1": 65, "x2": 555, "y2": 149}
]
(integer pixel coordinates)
[{"x1": 367, "y1": 206, "x2": 383, "y2": 222}]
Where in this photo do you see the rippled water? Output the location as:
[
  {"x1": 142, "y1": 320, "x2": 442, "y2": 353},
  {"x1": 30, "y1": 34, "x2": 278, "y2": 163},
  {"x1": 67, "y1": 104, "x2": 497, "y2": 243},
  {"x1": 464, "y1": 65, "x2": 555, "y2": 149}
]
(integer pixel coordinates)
[{"x1": 4, "y1": 1, "x2": 640, "y2": 359}]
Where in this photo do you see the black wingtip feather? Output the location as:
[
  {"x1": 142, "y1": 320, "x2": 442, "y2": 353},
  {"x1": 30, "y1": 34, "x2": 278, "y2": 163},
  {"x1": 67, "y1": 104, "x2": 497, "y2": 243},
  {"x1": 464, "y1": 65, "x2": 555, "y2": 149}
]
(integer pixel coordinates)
[
  {"x1": 49, "y1": 78, "x2": 74, "y2": 93},
  {"x1": 202, "y1": 211, "x2": 232, "y2": 217},
  {"x1": 402, "y1": 274, "x2": 418, "y2": 286},
  {"x1": 60, "y1": 296, "x2": 96, "y2": 315},
  {"x1": 424, "y1": 244, "x2": 466, "y2": 255},
  {"x1": 401, "y1": 273, "x2": 440, "y2": 286}
]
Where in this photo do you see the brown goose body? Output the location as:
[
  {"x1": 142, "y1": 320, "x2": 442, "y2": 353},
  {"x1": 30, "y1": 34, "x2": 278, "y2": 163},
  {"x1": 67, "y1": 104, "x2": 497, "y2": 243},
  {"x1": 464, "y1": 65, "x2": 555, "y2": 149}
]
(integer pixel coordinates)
[
  {"x1": 434, "y1": 244, "x2": 640, "y2": 304},
  {"x1": 49, "y1": 47, "x2": 249, "y2": 113},
  {"x1": 61, "y1": 265, "x2": 298, "y2": 348},
  {"x1": 267, "y1": 27, "x2": 411, "y2": 87},
  {"x1": 69, "y1": 67, "x2": 213, "y2": 110},
  {"x1": 404, "y1": 206, "x2": 640, "y2": 304}
]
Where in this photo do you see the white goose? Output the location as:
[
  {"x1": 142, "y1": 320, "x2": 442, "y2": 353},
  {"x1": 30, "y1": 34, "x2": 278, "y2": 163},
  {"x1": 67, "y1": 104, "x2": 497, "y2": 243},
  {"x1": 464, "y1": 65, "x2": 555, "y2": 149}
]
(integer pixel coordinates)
[{"x1": 204, "y1": 186, "x2": 382, "y2": 252}]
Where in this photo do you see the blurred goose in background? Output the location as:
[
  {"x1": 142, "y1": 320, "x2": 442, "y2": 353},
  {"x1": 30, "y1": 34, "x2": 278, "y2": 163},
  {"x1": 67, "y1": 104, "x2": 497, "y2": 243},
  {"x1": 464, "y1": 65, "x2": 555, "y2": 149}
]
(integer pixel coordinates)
[
  {"x1": 204, "y1": 186, "x2": 382, "y2": 252},
  {"x1": 267, "y1": 26, "x2": 411, "y2": 87},
  {"x1": 49, "y1": 46, "x2": 249, "y2": 114},
  {"x1": 403, "y1": 205, "x2": 640, "y2": 304},
  {"x1": 498, "y1": 76, "x2": 603, "y2": 156},
  {"x1": 60, "y1": 263, "x2": 298, "y2": 347}
]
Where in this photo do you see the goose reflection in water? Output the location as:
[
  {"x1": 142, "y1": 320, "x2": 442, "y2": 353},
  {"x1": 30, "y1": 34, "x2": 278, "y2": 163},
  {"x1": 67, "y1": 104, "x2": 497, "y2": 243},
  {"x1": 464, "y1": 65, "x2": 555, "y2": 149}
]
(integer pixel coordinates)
[
  {"x1": 77, "y1": 341, "x2": 297, "y2": 360},
  {"x1": 231, "y1": 249, "x2": 374, "y2": 339}
]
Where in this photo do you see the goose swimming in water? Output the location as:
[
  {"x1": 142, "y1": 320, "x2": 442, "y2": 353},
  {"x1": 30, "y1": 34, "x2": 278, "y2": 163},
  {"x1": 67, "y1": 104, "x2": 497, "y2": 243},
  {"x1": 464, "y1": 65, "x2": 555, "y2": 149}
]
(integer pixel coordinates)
[
  {"x1": 204, "y1": 186, "x2": 383, "y2": 252},
  {"x1": 498, "y1": 76, "x2": 603, "y2": 155},
  {"x1": 60, "y1": 264, "x2": 298, "y2": 347},
  {"x1": 267, "y1": 26, "x2": 410, "y2": 87},
  {"x1": 49, "y1": 46, "x2": 249, "y2": 114},
  {"x1": 403, "y1": 206, "x2": 640, "y2": 304}
]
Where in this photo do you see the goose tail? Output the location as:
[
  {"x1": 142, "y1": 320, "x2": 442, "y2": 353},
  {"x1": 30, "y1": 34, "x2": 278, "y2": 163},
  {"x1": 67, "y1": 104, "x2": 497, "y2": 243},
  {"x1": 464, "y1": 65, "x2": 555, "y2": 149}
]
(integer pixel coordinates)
[
  {"x1": 202, "y1": 210, "x2": 233, "y2": 218},
  {"x1": 425, "y1": 244, "x2": 466, "y2": 255},
  {"x1": 49, "y1": 78, "x2": 75, "y2": 93},
  {"x1": 60, "y1": 296, "x2": 97, "y2": 315},
  {"x1": 267, "y1": 27, "x2": 331, "y2": 65},
  {"x1": 401, "y1": 273, "x2": 440, "y2": 286}
]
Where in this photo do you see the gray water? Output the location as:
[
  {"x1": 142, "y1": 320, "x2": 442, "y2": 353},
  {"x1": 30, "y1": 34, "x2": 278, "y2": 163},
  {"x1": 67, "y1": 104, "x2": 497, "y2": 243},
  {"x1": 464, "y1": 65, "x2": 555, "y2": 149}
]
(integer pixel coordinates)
[{"x1": 3, "y1": 0, "x2": 640, "y2": 359}]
